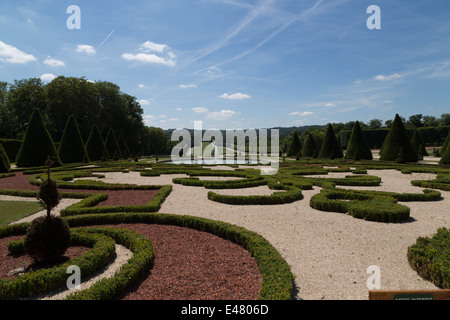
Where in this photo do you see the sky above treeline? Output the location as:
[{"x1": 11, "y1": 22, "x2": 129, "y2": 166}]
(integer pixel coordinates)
[{"x1": 1, "y1": 0, "x2": 449, "y2": 130}]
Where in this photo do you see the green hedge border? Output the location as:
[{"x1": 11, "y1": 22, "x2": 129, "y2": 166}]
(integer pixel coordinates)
[
  {"x1": 0, "y1": 228, "x2": 116, "y2": 299},
  {"x1": 407, "y1": 227, "x2": 449, "y2": 289}
]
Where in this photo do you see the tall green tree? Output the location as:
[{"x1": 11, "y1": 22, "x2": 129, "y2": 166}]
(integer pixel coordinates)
[
  {"x1": 287, "y1": 132, "x2": 302, "y2": 157},
  {"x1": 15, "y1": 109, "x2": 61, "y2": 167},
  {"x1": 58, "y1": 115, "x2": 88, "y2": 163},
  {"x1": 344, "y1": 121, "x2": 372, "y2": 160},
  {"x1": 85, "y1": 125, "x2": 109, "y2": 161},
  {"x1": 145, "y1": 127, "x2": 167, "y2": 155},
  {"x1": 301, "y1": 133, "x2": 316, "y2": 157},
  {"x1": 45, "y1": 76, "x2": 101, "y2": 142},
  {"x1": 104, "y1": 128, "x2": 122, "y2": 159},
  {"x1": 410, "y1": 130, "x2": 428, "y2": 158},
  {"x1": 379, "y1": 114, "x2": 418, "y2": 162},
  {"x1": 319, "y1": 124, "x2": 343, "y2": 159}
]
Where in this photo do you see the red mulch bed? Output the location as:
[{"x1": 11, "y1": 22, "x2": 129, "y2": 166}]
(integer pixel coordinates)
[
  {"x1": 97, "y1": 224, "x2": 262, "y2": 300},
  {"x1": 0, "y1": 172, "x2": 158, "y2": 207},
  {"x1": 0, "y1": 235, "x2": 89, "y2": 280}
]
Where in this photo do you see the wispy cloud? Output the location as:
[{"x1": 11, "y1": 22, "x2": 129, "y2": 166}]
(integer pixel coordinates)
[
  {"x1": 139, "y1": 99, "x2": 151, "y2": 105},
  {"x1": 219, "y1": 92, "x2": 250, "y2": 100},
  {"x1": 192, "y1": 107, "x2": 208, "y2": 113},
  {"x1": 289, "y1": 111, "x2": 313, "y2": 116},
  {"x1": 0, "y1": 41, "x2": 36, "y2": 63},
  {"x1": 179, "y1": 84, "x2": 197, "y2": 88},
  {"x1": 374, "y1": 73, "x2": 401, "y2": 81},
  {"x1": 40, "y1": 73, "x2": 56, "y2": 82}
]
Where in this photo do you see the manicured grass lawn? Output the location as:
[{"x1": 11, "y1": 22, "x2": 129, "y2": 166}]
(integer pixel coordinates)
[{"x1": 0, "y1": 200, "x2": 43, "y2": 225}]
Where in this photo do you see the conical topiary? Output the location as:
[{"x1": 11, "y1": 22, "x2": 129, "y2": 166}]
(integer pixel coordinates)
[
  {"x1": 440, "y1": 130, "x2": 450, "y2": 157},
  {"x1": 287, "y1": 132, "x2": 302, "y2": 158},
  {"x1": 410, "y1": 130, "x2": 428, "y2": 158},
  {"x1": 104, "y1": 128, "x2": 122, "y2": 160},
  {"x1": 0, "y1": 142, "x2": 10, "y2": 173},
  {"x1": 85, "y1": 125, "x2": 109, "y2": 161},
  {"x1": 118, "y1": 135, "x2": 131, "y2": 159},
  {"x1": 379, "y1": 114, "x2": 418, "y2": 162},
  {"x1": 439, "y1": 142, "x2": 450, "y2": 165},
  {"x1": 58, "y1": 115, "x2": 89, "y2": 164},
  {"x1": 301, "y1": 133, "x2": 316, "y2": 157},
  {"x1": 15, "y1": 109, "x2": 62, "y2": 167},
  {"x1": 344, "y1": 121, "x2": 372, "y2": 160},
  {"x1": 319, "y1": 124, "x2": 343, "y2": 159}
]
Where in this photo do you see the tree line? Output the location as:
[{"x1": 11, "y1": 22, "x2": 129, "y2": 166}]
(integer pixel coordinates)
[{"x1": 0, "y1": 76, "x2": 166, "y2": 156}]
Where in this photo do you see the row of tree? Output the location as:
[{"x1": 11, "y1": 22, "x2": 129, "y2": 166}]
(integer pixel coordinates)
[{"x1": 286, "y1": 114, "x2": 450, "y2": 165}]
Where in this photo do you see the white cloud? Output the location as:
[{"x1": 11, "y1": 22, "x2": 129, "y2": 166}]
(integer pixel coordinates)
[
  {"x1": 179, "y1": 84, "x2": 197, "y2": 88},
  {"x1": 122, "y1": 41, "x2": 176, "y2": 67},
  {"x1": 207, "y1": 109, "x2": 236, "y2": 120},
  {"x1": 374, "y1": 73, "x2": 401, "y2": 81},
  {"x1": 384, "y1": 100, "x2": 393, "y2": 104},
  {"x1": 325, "y1": 103, "x2": 336, "y2": 107},
  {"x1": 288, "y1": 111, "x2": 313, "y2": 116},
  {"x1": 139, "y1": 99, "x2": 151, "y2": 105},
  {"x1": 40, "y1": 73, "x2": 56, "y2": 82},
  {"x1": 0, "y1": 41, "x2": 37, "y2": 63},
  {"x1": 176, "y1": 107, "x2": 183, "y2": 111},
  {"x1": 138, "y1": 84, "x2": 145, "y2": 88},
  {"x1": 169, "y1": 118, "x2": 179, "y2": 121},
  {"x1": 192, "y1": 107, "x2": 208, "y2": 113},
  {"x1": 219, "y1": 92, "x2": 250, "y2": 100},
  {"x1": 143, "y1": 115, "x2": 155, "y2": 125},
  {"x1": 76, "y1": 44, "x2": 96, "y2": 55},
  {"x1": 43, "y1": 58, "x2": 65, "y2": 67}
]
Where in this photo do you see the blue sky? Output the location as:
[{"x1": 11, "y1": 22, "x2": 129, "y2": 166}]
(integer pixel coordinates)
[{"x1": 1, "y1": 0, "x2": 449, "y2": 130}]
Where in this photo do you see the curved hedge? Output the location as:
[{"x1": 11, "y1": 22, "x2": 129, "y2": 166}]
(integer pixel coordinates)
[
  {"x1": 63, "y1": 212, "x2": 295, "y2": 300},
  {"x1": 310, "y1": 189, "x2": 411, "y2": 222},
  {"x1": 407, "y1": 227, "x2": 449, "y2": 289},
  {"x1": 208, "y1": 188, "x2": 303, "y2": 205},
  {"x1": 0, "y1": 229, "x2": 116, "y2": 299}
]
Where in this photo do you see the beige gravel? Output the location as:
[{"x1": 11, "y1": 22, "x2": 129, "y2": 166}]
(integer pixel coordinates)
[{"x1": 4, "y1": 168, "x2": 449, "y2": 300}]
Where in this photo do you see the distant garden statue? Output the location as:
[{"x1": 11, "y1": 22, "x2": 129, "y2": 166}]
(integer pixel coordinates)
[{"x1": 24, "y1": 156, "x2": 71, "y2": 263}]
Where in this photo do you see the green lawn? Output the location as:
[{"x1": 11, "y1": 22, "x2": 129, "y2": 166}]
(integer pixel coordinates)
[{"x1": 0, "y1": 200, "x2": 43, "y2": 225}]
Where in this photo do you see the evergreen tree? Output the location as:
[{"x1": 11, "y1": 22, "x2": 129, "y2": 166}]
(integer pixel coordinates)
[
  {"x1": 104, "y1": 128, "x2": 122, "y2": 159},
  {"x1": 301, "y1": 133, "x2": 316, "y2": 157},
  {"x1": 118, "y1": 135, "x2": 131, "y2": 159},
  {"x1": 287, "y1": 132, "x2": 302, "y2": 158},
  {"x1": 15, "y1": 109, "x2": 61, "y2": 167},
  {"x1": 410, "y1": 130, "x2": 428, "y2": 158},
  {"x1": 58, "y1": 115, "x2": 89, "y2": 163},
  {"x1": 440, "y1": 130, "x2": 450, "y2": 156},
  {"x1": 0, "y1": 142, "x2": 10, "y2": 173},
  {"x1": 319, "y1": 124, "x2": 343, "y2": 159},
  {"x1": 439, "y1": 141, "x2": 450, "y2": 165},
  {"x1": 379, "y1": 114, "x2": 418, "y2": 162},
  {"x1": 85, "y1": 125, "x2": 109, "y2": 161},
  {"x1": 344, "y1": 121, "x2": 372, "y2": 160}
]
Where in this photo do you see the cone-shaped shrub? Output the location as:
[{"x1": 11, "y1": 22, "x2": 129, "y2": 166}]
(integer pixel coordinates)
[
  {"x1": 85, "y1": 125, "x2": 109, "y2": 161},
  {"x1": 379, "y1": 114, "x2": 418, "y2": 162},
  {"x1": 439, "y1": 141, "x2": 450, "y2": 165},
  {"x1": 319, "y1": 124, "x2": 343, "y2": 159},
  {"x1": 118, "y1": 135, "x2": 131, "y2": 159},
  {"x1": 287, "y1": 132, "x2": 302, "y2": 158},
  {"x1": 301, "y1": 133, "x2": 316, "y2": 157},
  {"x1": 411, "y1": 130, "x2": 428, "y2": 157},
  {"x1": 58, "y1": 115, "x2": 89, "y2": 164},
  {"x1": 104, "y1": 128, "x2": 122, "y2": 160},
  {"x1": 0, "y1": 142, "x2": 10, "y2": 173},
  {"x1": 344, "y1": 121, "x2": 373, "y2": 160},
  {"x1": 441, "y1": 130, "x2": 450, "y2": 157},
  {"x1": 15, "y1": 109, "x2": 61, "y2": 167}
]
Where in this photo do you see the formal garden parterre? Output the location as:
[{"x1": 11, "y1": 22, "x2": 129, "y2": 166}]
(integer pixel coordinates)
[{"x1": 0, "y1": 110, "x2": 449, "y2": 300}]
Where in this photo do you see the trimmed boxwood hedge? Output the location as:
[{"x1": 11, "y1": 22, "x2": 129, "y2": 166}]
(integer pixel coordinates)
[
  {"x1": 0, "y1": 228, "x2": 116, "y2": 299},
  {"x1": 208, "y1": 187, "x2": 303, "y2": 205},
  {"x1": 63, "y1": 212, "x2": 295, "y2": 300},
  {"x1": 407, "y1": 227, "x2": 449, "y2": 289},
  {"x1": 310, "y1": 189, "x2": 411, "y2": 222}
]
